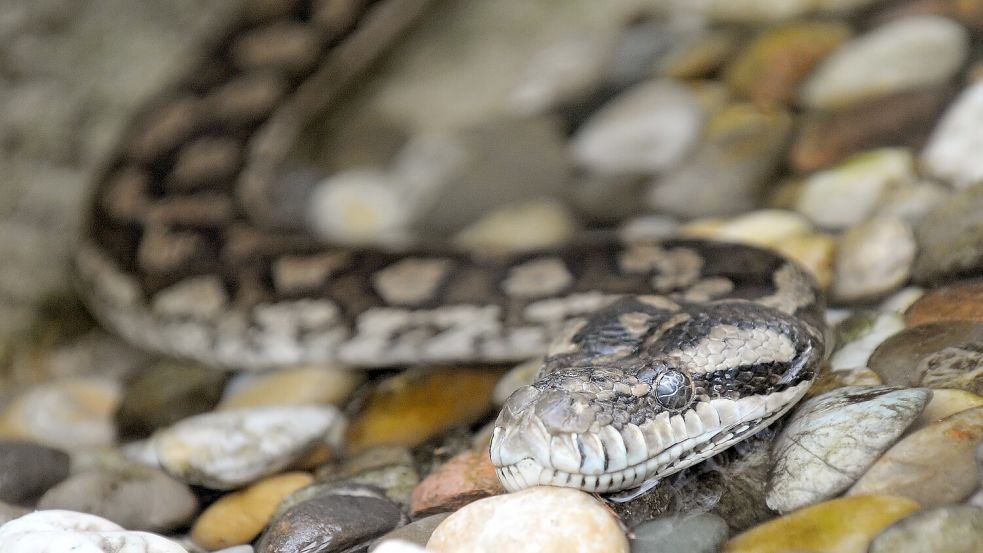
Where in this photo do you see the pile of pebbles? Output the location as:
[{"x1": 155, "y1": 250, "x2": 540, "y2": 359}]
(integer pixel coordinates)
[{"x1": 1, "y1": 0, "x2": 983, "y2": 551}]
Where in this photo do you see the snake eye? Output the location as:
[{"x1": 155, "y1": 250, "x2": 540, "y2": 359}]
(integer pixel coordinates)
[{"x1": 654, "y1": 369, "x2": 692, "y2": 410}]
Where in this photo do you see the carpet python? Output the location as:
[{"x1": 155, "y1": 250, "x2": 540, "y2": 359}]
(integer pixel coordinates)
[{"x1": 76, "y1": 0, "x2": 827, "y2": 496}]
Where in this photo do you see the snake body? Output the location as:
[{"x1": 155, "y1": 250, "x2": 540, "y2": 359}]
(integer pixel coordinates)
[{"x1": 77, "y1": 0, "x2": 827, "y2": 495}]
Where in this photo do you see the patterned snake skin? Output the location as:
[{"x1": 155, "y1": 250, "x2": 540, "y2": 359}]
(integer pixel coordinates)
[{"x1": 76, "y1": 0, "x2": 827, "y2": 496}]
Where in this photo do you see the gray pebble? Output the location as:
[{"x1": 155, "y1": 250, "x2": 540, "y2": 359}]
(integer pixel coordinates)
[
  {"x1": 630, "y1": 513, "x2": 729, "y2": 553},
  {"x1": 0, "y1": 440, "x2": 70, "y2": 505},
  {"x1": 868, "y1": 505, "x2": 983, "y2": 553},
  {"x1": 368, "y1": 513, "x2": 451, "y2": 552}
]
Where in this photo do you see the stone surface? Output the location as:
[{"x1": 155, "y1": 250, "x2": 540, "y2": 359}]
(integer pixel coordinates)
[
  {"x1": 807, "y1": 367, "x2": 884, "y2": 398},
  {"x1": 693, "y1": 0, "x2": 881, "y2": 22},
  {"x1": 867, "y1": 321, "x2": 983, "y2": 388},
  {"x1": 256, "y1": 484, "x2": 406, "y2": 553},
  {"x1": 154, "y1": 405, "x2": 344, "y2": 489},
  {"x1": 828, "y1": 312, "x2": 905, "y2": 371},
  {"x1": 648, "y1": 103, "x2": 791, "y2": 218},
  {"x1": 453, "y1": 199, "x2": 579, "y2": 253},
  {"x1": 372, "y1": 541, "x2": 427, "y2": 553},
  {"x1": 766, "y1": 386, "x2": 931, "y2": 513},
  {"x1": 912, "y1": 183, "x2": 983, "y2": 283},
  {"x1": 218, "y1": 365, "x2": 363, "y2": 410},
  {"x1": 630, "y1": 513, "x2": 729, "y2": 553},
  {"x1": 725, "y1": 20, "x2": 850, "y2": 105},
  {"x1": 570, "y1": 79, "x2": 703, "y2": 175},
  {"x1": 428, "y1": 486, "x2": 628, "y2": 553},
  {"x1": 904, "y1": 279, "x2": 983, "y2": 326},
  {"x1": 832, "y1": 216, "x2": 916, "y2": 303},
  {"x1": 191, "y1": 472, "x2": 313, "y2": 550},
  {"x1": 409, "y1": 448, "x2": 504, "y2": 518},
  {"x1": 922, "y1": 80, "x2": 983, "y2": 188},
  {"x1": 0, "y1": 509, "x2": 188, "y2": 552},
  {"x1": 868, "y1": 505, "x2": 983, "y2": 553},
  {"x1": 723, "y1": 495, "x2": 921, "y2": 553},
  {"x1": 346, "y1": 367, "x2": 500, "y2": 454},
  {"x1": 795, "y1": 148, "x2": 915, "y2": 230},
  {"x1": 910, "y1": 389, "x2": 983, "y2": 432},
  {"x1": 0, "y1": 376, "x2": 121, "y2": 449},
  {"x1": 315, "y1": 445, "x2": 420, "y2": 507},
  {"x1": 115, "y1": 360, "x2": 227, "y2": 439},
  {"x1": 368, "y1": 514, "x2": 451, "y2": 552},
  {"x1": 800, "y1": 16, "x2": 968, "y2": 109},
  {"x1": 37, "y1": 465, "x2": 198, "y2": 532},
  {"x1": 848, "y1": 406, "x2": 983, "y2": 505},
  {"x1": 0, "y1": 440, "x2": 70, "y2": 505}
]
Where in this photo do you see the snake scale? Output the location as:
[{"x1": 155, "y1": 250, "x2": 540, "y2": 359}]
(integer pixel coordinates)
[{"x1": 76, "y1": 0, "x2": 827, "y2": 496}]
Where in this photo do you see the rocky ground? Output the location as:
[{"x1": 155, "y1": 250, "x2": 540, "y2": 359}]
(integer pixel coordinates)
[{"x1": 0, "y1": 0, "x2": 982, "y2": 552}]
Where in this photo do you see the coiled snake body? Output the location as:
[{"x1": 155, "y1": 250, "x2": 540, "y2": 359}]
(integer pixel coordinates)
[{"x1": 77, "y1": 1, "x2": 827, "y2": 496}]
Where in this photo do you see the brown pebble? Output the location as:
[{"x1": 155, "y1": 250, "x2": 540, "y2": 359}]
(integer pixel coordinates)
[
  {"x1": 409, "y1": 448, "x2": 504, "y2": 518},
  {"x1": 905, "y1": 279, "x2": 983, "y2": 326},
  {"x1": 867, "y1": 321, "x2": 983, "y2": 387}
]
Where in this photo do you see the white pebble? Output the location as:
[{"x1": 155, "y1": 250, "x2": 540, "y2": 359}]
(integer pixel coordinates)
[
  {"x1": 0, "y1": 510, "x2": 187, "y2": 553},
  {"x1": 921, "y1": 80, "x2": 983, "y2": 189}
]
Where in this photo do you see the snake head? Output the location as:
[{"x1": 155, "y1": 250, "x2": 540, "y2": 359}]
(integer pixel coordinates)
[{"x1": 490, "y1": 300, "x2": 823, "y2": 494}]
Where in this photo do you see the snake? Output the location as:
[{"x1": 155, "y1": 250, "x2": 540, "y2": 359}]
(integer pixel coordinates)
[{"x1": 75, "y1": 0, "x2": 827, "y2": 497}]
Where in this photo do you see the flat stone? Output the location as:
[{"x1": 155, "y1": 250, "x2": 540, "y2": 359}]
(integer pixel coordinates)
[
  {"x1": 789, "y1": 85, "x2": 954, "y2": 173},
  {"x1": 767, "y1": 386, "x2": 931, "y2": 513},
  {"x1": 453, "y1": 199, "x2": 579, "y2": 253},
  {"x1": 0, "y1": 510, "x2": 188, "y2": 552},
  {"x1": 218, "y1": 365, "x2": 363, "y2": 410},
  {"x1": 696, "y1": 0, "x2": 881, "y2": 22},
  {"x1": 116, "y1": 360, "x2": 227, "y2": 440},
  {"x1": 800, "y1": 16, "x2": 968, "y2": 110},
  {"x1": 922, "y1": 80, "x2": 983, "y2": 188},
  {"x1": 630, "y1": 513, "x2": 729, "y2": 553},
  {"x1": 314, "y1": 445, "x2": 420, "y2": 507},
  {"x1": 428, "y1": 486, "x2": 628, "y2": 553},
  {"x1": 0, "y1": 440, "x2": 70, "y2": 505},
  {"x1": 848, "y1": 406, "x2": 983, "y2": 505},
  {"x1": 905, "y1": 279, "x2": 983, "y2": 326},
  {"x1": 828, "y1": 312, "x2": 905, "y2": 371},
  {"x1": 368, "y1": 513, "x2": 451, "y2": 552},
  {"x1": 649, "y1": 103, "x2": 792, "y2": 218},
  {"x1": 346, "y1": 367, "x2": 501, "y2": 455},
  {"x1": 571, "y1": 79, "x2": 703, "y2": 175},
  {"x1": 0, "y1": 376, "x2": 120, "y2": 449},
  {"x1": 869, "y1": 505, "x2": 983, "y2": 553},
  {"x1": 807, "y1": 367, "x2": 884, "y2": 398},
  {"x1": 191, "y1": 472, "x2": 313, "y2": 550},
  {"x1": 909, "y1": 389, "x2": 983, "y2": 433},
  {"x1": 256, "y1": 484, "x2": 406, "y2": 553},
  {"x1": 155, "y1": 405, "x2": 344, "y2": 489},
  {"x1": 37, "y1": 465, "x2": 198, "y2": 532},
  {"x1": 725, "y1": 21, "x2": 850, "y2": 105},
  {"x1": 832, "y1": 216, "x2": 916, "y2": 303},
  {"x1": 912, "y1": 183, "x2": 983, "y2": 283},
  {"x1": 723, "y1": 495, "x2": 920, "y2": 553},
  {"x1": 409, "y1": 448, "x2": 504, "y2": 518},
  {"x1": 867, "y1": 321, "x2": 983, "y2": 388},
  {"x1": 372, "y1": 541, "x2": 427, "y2": 553},
  {"x1": 656, "y1": 28, "x2": 740, "y2": 80},
  {"x1": 795, "y1": 148, "x2": 915, "y2": 230}
]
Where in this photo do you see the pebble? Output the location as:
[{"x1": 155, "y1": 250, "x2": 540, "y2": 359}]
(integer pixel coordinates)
[
  {"x1": 570, "y1": 172, "x2": 648, "y2": 223},
  {"x1": 868, "y1": 505, "x2": 983, "y2": 553},
  {"x1": 832, "y1": 216, "x2": 916, "y2": 303},
  {"x1": 807, "y1": 367, "x2": 883, "y2": 398},
  {"x1": 0, "y1": 502, "x2": 29, "y2": 525},
  {"x1": 304, "y1": 168, "x2": 416, "y2": 245},
  {"x1": 256, "y1": 484, "x2": 406, "y2": 553},
  {"x1": 800, "y1": 16, "x2": 968, "y2": 110},
  {"x1": 191, "y1": 472, "x2": 313, "y2": 550},
  {"x1": 492, "y1": 358, "x2": 542, "y2": 407},
  {"x1": 570, "y1": 79, "x2": 703, "y2": 175},
  {"x1": 649, "y1": 103, "x2": 791, "y2": 218},
  {"x1": 0, "y1": 509, "x2": 188, "y2": 553},
  {"x1": 873, "y1": 179, "x2": 950, "y2": 225},
  {"x1": 345, "y1": 367, "x2": 501, "y2": 455},
  {"x1": 867, "y1": 321, "x2": 983, "y2": 388},
  {"x1": 37, "y1": 464, "x2": 198, "y2": 532},
  {"x1": 723, "y1": 495, "x2": 920, "y2": 553},
  {"x1": 828, "y1": 312, "x2": 905, "y2": 371},
  {"x1": 154, "y1": 405, "x2": 345, "y2": 489},
  {"x1": 409, "y1": 448, "x2": 504, "y2": 518},
  {"x1": 922, "y1": 80, "x2": 983, "y2": 188},
  {"x1": 913, "y1": 183, "x2": 983, "y2": 283},
  {"x1": 910, "y1": 389, "x2": 983, "y2": 433},
  {"x1": 725, "y1": 21, "x2": 851, "y2": 105},
  {"x1": 656, "y1": 28, "x2": 740, "y2": 80},
  {"x1": 372, "y1": 541, "x2": 428, "y2": 553},
  {"x1": 115, "y1": 360, "x2": 227, "y2": 439},
  {"x1": 880, "y1": 286, "x2": 926, "y2": 314},
  {"x1": 0, "y1": 376, "x2": 120, "y2": 449},
  {"x1": 369, "y1": 514, "x2": 451, "y2": 552},
  {"x1": 218, "y1": 365, "x2": 363, "y2": 410},
  {"x1": 0, "y1": 440, "x2": 70, "y2": 505},
  {"x1": 904, "y1": 279, "x2": 983, "y2": 326},
  {"x1": 848, "y1": 406, "x2": 983, "y2": 505},
  {"x1": 315, "y1": 445, "x2": 420, "y2": 507},
  {"x1": 428, "y1": 486, "x2": 628, "y2": 553},
  {"x1": 795, "y1": 148, "x2": 915, "y2": 230},
  {"x1": 789, "y1": 85, "x2": 954, "y2": 172},
  {"x1": 766, "y1": 386, "x2": 931, "y2": 513},
  {"x1": 696, "y1": 0, "x2": 880, "y2": 22},
  {"x1": 453, "y1": 198, "x2": 579, "y2": 253},
  {"x1": 630, "y1": 513, "x2": 729, "y2": 553}
]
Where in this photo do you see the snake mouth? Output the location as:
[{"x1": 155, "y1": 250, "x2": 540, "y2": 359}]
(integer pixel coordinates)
[{"x1": 491, "y1": 380, "x2": 810, "y2": 494}]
